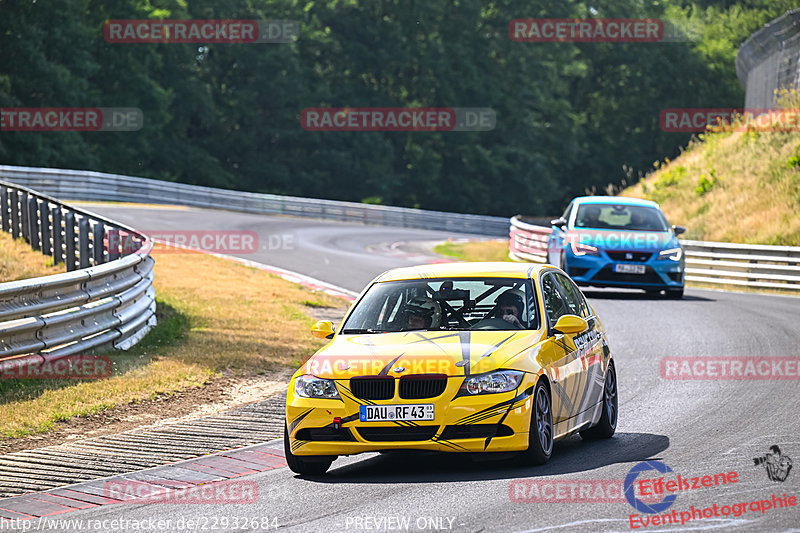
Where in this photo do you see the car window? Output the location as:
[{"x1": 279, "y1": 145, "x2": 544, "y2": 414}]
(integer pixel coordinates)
[
  {"x1": 541, "y1": 274, "x2": 569, "y2": 325},
  {"x1": 561, "y1": 201, "x2": 573, "y2": 224},
  {"x1": 342, "y1": 277, "x2": 539, "y2": 332},
  {"x1": 553, "y1": 273, "x2": 589, "y2": 318},
  {"x1": 574, "y1": 203, "x2": 669, "y2": 231}
]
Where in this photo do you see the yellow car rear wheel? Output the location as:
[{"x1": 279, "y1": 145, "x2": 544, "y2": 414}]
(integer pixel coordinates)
[{"x1": 580, "y1": 362, "x2": 618, "y2": 440}]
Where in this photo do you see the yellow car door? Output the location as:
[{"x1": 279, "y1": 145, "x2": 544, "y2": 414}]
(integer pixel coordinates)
[{"x1": 537, "y1": 272, "x2": 589, "y2": 435}]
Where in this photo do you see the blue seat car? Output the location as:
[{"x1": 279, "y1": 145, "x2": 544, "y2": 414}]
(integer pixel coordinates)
[{"x1": 547, "y1": 196, "x2": 686, "y2": 298}]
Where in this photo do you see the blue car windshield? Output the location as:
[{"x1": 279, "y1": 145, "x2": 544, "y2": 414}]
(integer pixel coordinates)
[{"x1": 574, "y1": 204, "x2": 670, "y2": 231}]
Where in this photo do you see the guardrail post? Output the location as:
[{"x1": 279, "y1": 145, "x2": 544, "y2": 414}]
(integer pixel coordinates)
[
  {"x1": 0, "y1": 187, "x2": 8, "y2": 232},
  {"x1": 52, "y1": 206, "x2": 63, "y2": 265},
  {"x1": 92, "y1": 221, "x2": 106, "y2": 265},
  {"x1": 20, "y1": 192, "x2": 29, "y2": 241},
  {"x1": 78, "y1": 216, "x2": 90, "y2": 269},
  {"x1": 107, "y1": 228, "x2": 120, "y2": 261},
  {"x1": 39, "y1": 201, "x2": 51, "y2": 256},
  {"x1": 65, "y1": 211, "x2": 76, "y2": 271},
  {"x1": 10, "y1": 189, "x2": 20, "y2": 239},
  {"x1": 27, "y1": 196, "x2": 40, "y2": 250}
]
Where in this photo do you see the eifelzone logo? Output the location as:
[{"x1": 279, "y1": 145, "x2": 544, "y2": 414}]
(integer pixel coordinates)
[
  {"x1": 624, "y1": 461, "x2": 678, "y2": 514},
  {"x1": 754, "y1": 445, "x2": 793, "y2": 482}
]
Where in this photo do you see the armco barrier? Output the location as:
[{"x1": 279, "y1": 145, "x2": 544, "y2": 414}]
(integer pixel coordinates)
[
  {"x1": 0, "y1": 180, "x2": 156, "y2": 368},
  {"x1": 681, "y1": 240, "x2": 800, "y2": 292},
  {"x1": 508, "y1": 216, "x2": 551, "y2": 263},
  {"x1": 0, "y1": 165, "x2": 509, "y2": 237},
  {"x1": 508, "y1": 216, "x2": 800, "y2": 293}
]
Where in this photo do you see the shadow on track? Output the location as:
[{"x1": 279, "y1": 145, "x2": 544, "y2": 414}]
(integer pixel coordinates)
[
  {"x1": 298, "y1": 432, "x2": 669, "y2": 484},
  {"x1": 581, "y1": 289, "x2": 714, "y2": 302}
]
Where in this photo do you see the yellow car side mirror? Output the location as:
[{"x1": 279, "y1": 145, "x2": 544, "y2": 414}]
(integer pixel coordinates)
[
  {"x1": 551, "y1": 315, "x2": 588, "y2": 336},
  {"x1": 311, "y1": 321, "x2": 335, "y2": 339}
]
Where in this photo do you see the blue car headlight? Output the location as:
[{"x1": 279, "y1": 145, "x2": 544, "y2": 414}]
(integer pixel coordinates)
[
  {"x1": 295, "y1": 375, "x2": 340, "y2": 399},
  {"x1": 460, "y1": 370, "x2": 524, "y2": 395},
  {"x1": 570, "y1": 241, "x2": 600, "y2": 257},
  {"x1": 657, "y1": 247, "x2": 683, "y2": 261}
]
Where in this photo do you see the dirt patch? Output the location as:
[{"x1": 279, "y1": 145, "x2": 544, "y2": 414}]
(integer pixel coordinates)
[{"x1": 0, "y1": 370, "x2": 292, "y2": 455}]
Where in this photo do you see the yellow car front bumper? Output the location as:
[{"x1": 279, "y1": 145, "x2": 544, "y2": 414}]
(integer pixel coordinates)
[{"x1": 286, "y1": 375, "x2": 537, "y2": 456}]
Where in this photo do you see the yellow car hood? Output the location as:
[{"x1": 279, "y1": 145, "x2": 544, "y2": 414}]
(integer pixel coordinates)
[{"x1": 301, "y1": 329, "x2": 544, "y2": 379}]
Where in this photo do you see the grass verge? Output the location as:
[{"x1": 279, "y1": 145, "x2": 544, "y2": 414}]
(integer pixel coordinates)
[
  {"x1": 621, "y1": 92, "x2": 800, "y2": 245},
  {"x1": 0, "y1": 252, "x2": 348, "y2": 439},
  {"x1": 433, "y1": 239, "x2": 513, "y2": 262},
  {"x1": 0, "y1": 232, "x2": 65, "y2": 281}
]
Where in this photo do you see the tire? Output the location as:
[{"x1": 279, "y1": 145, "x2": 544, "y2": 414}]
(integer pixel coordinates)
[
  {"x1": 580, "y1": 362, "x2": 618, "y2": 440},
  {"x1": 284, "y1": 423, "x2": 335, "y2": 475},
  {"x1": 522, "y1": 380, "x2": 553, "y2": 465},
  {"x1": 666, "y1": 287, "x2": 684, "y2": 299},
  {"x1": 559, "y1": 251, "x2": 567, "y2": 272}
]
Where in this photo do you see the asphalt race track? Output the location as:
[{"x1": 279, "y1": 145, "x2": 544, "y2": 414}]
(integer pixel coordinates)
[{"x1": 40, "y1": 204, "x2": 800, "y2": 532}]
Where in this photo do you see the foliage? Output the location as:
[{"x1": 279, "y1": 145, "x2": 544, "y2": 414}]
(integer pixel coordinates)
[
  {"x1": 0, "y1": 0, "x2": 794, "y2": 216},
  {"x1": 786, "y1": 142, "x2": 800, "y2": 169},
  {"x1": 623, "y1": 130, "x2": 800, "y2": 245},
  {"x1": 695, "y1": 170, "x2": 716, "y2": 195}
]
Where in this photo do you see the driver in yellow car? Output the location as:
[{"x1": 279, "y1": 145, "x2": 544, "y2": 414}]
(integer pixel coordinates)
[
  {"x1": 403, "y1": 296, "x2": 442, "y2": 330},
  {"x1": 496, "y1": 289, "x2": 525, "y2": 329}
]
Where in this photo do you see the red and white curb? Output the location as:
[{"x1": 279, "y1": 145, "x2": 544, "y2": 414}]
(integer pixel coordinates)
[{"x1": 0, "y1": 439, "x2": 286, "y2": 520}]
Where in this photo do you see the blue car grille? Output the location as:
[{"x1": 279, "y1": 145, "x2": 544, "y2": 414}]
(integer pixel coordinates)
[
  {"x1": 593, "y1": 265, "x2": 663, "y2": 284},
  {"x1": 606, "y1": 251, "x2": 652, "y2": 262}
]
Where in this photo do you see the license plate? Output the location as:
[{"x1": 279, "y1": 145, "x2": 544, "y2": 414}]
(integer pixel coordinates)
[
  {"x1": 359, "y1": 404, "x2": 434, "y2": 422},
  {"x1": 614, "y1": 263, "x2": 646, "y2": 274}
]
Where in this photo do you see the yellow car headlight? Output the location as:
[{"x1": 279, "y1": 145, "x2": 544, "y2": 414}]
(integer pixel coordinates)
[
  {"x1": 460, "y1": 370, "x2": 524, "y2": 396},
  {"x1": 295, "y1": 375, "x2": 340, "y2": 399}
]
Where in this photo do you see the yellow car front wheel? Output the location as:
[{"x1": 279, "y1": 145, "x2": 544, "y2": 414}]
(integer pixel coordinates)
[
  {"x1": 284, "y1": 423, "x2": 336, "y2": 475},
  {"x1": 522, "y1": 380, "x2": 553, "y2": 465}
]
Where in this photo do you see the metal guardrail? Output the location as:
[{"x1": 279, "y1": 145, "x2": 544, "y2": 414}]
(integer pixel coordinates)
[
  {"x1": 508, "y1": 216, "x2": 800, "y2": 293},
  {"x1": 736, "y1": 9, "x2": 800, "y2": 109},
  {"x1": 0, "y1": 165, "x2": 510, "y2": 237},
  {"x1": 0, "y1": 180, "x2": 156, "y2": 367},
  {"x1": 681, "y1": 240, "x2": 800, "y2": 292},
  {"x1": 508, "y1": 216, "x2": 551, "y2": 263}
]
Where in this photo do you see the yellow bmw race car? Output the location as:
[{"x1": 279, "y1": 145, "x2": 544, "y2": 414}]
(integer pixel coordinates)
[{"x1": 284, "y1": 262, "x2": 617, "y2": 475}]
